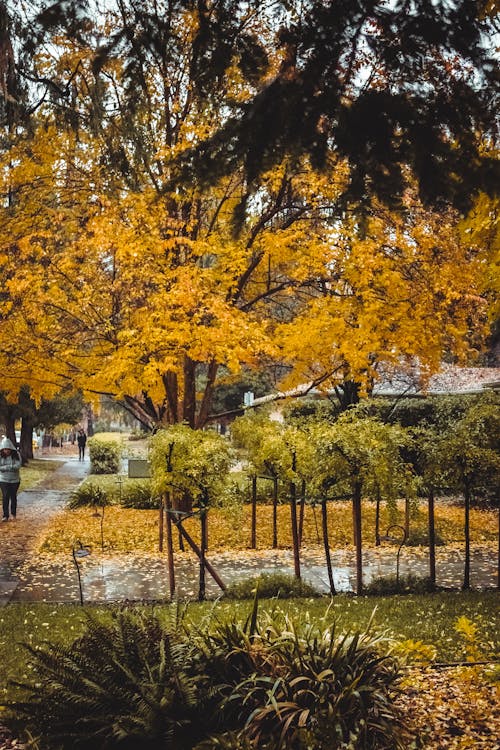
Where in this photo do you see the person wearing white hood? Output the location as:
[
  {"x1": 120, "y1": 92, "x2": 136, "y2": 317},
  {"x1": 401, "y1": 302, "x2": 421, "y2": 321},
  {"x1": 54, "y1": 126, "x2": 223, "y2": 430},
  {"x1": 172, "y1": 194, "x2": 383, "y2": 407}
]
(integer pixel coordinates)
[{"x1": 0, "y1": 436, "x2": 21, "y2": 521}]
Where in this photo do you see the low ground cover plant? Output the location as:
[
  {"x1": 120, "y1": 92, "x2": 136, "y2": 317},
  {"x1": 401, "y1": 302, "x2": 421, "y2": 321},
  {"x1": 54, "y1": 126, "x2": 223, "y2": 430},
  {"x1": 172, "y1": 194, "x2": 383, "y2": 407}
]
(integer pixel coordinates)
[
  {"x1": 1, "y1": 593, "x2": 497, "y2": 708},
  {"x1": 223, "y1": 572, "x2": 320, "y2": 599}
]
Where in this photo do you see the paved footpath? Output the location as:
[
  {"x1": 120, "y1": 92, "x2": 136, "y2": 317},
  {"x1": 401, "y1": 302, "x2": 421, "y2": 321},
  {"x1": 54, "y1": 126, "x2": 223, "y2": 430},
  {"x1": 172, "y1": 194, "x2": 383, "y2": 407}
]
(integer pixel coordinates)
[
  {"x1": 0, "y1": 456, "x2": 498, "y2": 605},
  {"x1": 0, "y1": 455, "x2": 89, "y2": 605}
]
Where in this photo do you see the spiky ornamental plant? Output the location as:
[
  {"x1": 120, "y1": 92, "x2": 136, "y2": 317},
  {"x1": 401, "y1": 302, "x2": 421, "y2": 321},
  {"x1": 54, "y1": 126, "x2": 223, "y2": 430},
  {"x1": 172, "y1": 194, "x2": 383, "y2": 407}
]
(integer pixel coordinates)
[
  {"x1": 8, "y1": 609, "x2": 203, "y2": 750},
  {"x1": 190, "y1": 599, "x2": 409, "y2": 749}
]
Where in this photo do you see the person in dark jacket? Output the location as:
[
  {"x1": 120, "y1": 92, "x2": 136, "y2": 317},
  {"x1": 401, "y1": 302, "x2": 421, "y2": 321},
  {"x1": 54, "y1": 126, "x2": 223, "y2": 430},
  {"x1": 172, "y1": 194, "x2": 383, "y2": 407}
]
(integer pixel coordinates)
[
  {"x1": 77, "y1": 429, "x2": 87, "y2": 461},
  {"x1": 0, "y1": 436, "x2": 21, "y2": 521}
]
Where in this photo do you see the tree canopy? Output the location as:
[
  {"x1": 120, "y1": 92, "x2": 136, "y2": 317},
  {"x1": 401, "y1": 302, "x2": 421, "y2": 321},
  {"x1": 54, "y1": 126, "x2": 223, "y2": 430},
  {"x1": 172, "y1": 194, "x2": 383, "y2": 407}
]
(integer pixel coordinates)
[{"x1": 0, "y1": 0, "x2": 497, "y2": 427}]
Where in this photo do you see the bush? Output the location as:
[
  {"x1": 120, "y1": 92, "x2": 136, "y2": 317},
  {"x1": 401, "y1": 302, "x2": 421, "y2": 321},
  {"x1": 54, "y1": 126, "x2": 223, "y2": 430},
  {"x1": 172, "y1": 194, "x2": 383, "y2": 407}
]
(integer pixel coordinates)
[
  {"x1": 120, "y1": 480, "x2": 160, "y2": 509},
  {"x1": 365, "y1": 574, "x2": 435, "y2": 596},
  {"x1": 88, "y1": 437, "x2": 121, "y2": 474},
  {"x1": 224, "y1": 572, "x2": 320, "y2": 600},
  {"x1": 192, "y1": 601, "x2": 408, "y2": 749},
  {"x1": 69, "y1": 482, "x2": 110, "y2": 509}
]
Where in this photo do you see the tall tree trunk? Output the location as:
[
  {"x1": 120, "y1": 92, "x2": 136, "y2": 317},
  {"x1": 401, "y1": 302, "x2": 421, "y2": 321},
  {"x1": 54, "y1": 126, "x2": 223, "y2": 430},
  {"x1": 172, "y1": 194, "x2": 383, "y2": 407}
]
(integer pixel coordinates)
[
  {"x1": 158, "y1": 496, "x2": 164, "y2": 552},
  {"x1": 321, "y1": 499, "x2": 336, "y2": 595},
  {"x1": 428, "y1": 488, "x2": 436, "y2": 590},
  {"x1": 462, "y1": 480, "x2": 471, "y2": 591},
  {"x1": 164, "y1": 493, "x2": 176, "y2": 598},
  {"x1": 404, "y1": 497, "x2": 411, "y2": 539},
  {"x1": 298, "y1": 479, "x2": 306, "y2": 547},
  {"x1": 375, "y1": 490, "x2": 381, "y2": 546},
  {"x1": 353, "y1": 480, "x2": 363, "y2": 595},
  {"x1": 162, "y1": 371, "x2": 179, "y2": 423},
  {"x1": 2, "y1": 411, "x2": 16, "y2": 446},
  {"x1": 199, "y1": 510, "x2": 208, "y2": 601},
  {"x1": 196, "y1": 360, "x2": 219, "y2": 428},
  {"x1": 20, "y1": 417, "x2": 34, "y2": 463}
]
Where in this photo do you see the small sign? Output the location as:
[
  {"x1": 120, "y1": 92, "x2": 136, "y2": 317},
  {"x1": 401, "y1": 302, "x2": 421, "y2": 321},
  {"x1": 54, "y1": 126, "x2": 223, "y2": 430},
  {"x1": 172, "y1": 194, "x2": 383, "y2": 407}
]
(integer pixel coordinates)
[{"x1": 128, "y1": 459, "x2": 151, "y2": 478}]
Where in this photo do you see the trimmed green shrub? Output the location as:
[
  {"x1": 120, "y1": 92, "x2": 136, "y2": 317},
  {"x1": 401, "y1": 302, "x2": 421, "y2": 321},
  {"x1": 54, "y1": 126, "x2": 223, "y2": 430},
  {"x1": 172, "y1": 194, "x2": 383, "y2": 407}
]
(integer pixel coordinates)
[
  {"x1": 88, "y1": 437, "x2": 121, "y2": 474},
  {"x1": 224, "y1": 572, "x2": 320, "y2": 600},
  {"x1": 120, "y1": 480, "x2": 160, "y2": 509}
]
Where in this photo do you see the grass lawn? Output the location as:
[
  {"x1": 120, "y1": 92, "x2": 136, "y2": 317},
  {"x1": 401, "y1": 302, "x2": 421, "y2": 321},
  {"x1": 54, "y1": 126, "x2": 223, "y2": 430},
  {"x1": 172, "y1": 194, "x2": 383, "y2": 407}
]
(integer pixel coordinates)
[
  {"x1": 20, "y1": 458, "x2": 64, "y2": 491},
  {"x1": 0, "y1": 590, "x2": 498, "y2": 705}
]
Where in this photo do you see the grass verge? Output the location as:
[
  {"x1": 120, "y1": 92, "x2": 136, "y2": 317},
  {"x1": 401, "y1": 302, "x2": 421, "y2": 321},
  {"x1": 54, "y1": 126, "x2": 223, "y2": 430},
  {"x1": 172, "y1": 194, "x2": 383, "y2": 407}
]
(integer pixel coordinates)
[
  {"x1": 0, "y1": 590, "x2": 498, "y2": 710},
  {"x1": 20, "y1": 458, "x2": 64, "y2": 491}
]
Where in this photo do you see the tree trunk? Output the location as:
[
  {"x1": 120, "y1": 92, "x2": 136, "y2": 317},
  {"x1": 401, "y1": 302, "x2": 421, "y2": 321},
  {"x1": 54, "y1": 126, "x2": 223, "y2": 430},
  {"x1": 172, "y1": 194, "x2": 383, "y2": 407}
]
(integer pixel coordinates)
[
  {"x1": 290, "y1": 452, "x2": 300, "y2": 578},
  {"x1": 298, "y1": 479, "x2": 306, "y2": 547},
  {"x1": 164, "y1": 493, "x2": 176, "y2": 598},
  {"x1": 353, "y1": 481, "x2": 363, "y2": 595},
  {"x1": 251, "y1": 475, "x2": 257, "y2": 549},
  {"x1": 272, "y1": 476, "x2": 278, "y2": 548},
  {"x1": 162, "y1": 371, "x2": 179, "y2": 424},
  {"x1": 196, "y1": 360, "x2": 219, "y2": 428},
  {"x1": 375, "y1": 491, "x2": 381, "y2": 546},
  {"x1": 290, "y1": 480, "x2": 301, "y2": 578},
  {"x1": 404, "y1": 497, "x2": 411, "y2": 539},
  {"x1": 20, "y1": 417, "x2": 34, "y2": 463},
  {"x1": 3, "y1": 413, "x2": 16, "y2": 446},
  {"x1": 321, "y1": 499, "x2": 336, "y2": 595},
  {"x1": 428, "y1": 488, "x2": 436, "y2": 590},
  {"x1": 462, "y1": 481, "x2": 471, "y2": 591},
  {"x1": 158, "y1": 496, "x2": 164, "y2": 552},
  {"x1": 199, "y1": 510, "x2": 208, "y2": 601}
]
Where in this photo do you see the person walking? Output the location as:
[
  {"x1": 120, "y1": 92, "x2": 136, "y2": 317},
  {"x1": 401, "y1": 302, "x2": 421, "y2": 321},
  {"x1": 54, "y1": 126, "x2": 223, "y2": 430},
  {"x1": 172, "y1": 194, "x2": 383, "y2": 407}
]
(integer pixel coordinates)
[
  {"x1": 0, "y1": 436, "x2": 21, "y2": 521},
  {"x1": 77, "y1": 429, "x2": 87, "y2": 461}
]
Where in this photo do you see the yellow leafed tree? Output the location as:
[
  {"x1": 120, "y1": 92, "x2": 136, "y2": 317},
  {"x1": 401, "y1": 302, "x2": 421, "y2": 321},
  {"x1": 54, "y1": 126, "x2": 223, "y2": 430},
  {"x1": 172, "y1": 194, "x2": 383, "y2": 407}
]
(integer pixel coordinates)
[{"x1": 0, "y1": 4, "x2": 492, "y2": 427}]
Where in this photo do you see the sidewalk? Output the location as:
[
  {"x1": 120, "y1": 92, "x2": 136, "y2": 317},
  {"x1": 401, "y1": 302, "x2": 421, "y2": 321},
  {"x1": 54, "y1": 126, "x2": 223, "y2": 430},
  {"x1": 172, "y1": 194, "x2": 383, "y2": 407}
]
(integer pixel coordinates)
[
  {"x1": 1, "y1": 457, "x2": 498, "y2": 606},
  {"x1": 0, "y1": 455, "x2": 89, "y2": 605}
]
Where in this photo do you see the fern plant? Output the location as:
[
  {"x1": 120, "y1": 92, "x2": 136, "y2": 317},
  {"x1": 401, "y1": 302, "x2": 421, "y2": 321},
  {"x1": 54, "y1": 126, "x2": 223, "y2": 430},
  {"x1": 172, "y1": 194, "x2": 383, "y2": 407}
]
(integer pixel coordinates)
[{"x1": 9, "y1": 609, "x2": 204, "y2": 750}]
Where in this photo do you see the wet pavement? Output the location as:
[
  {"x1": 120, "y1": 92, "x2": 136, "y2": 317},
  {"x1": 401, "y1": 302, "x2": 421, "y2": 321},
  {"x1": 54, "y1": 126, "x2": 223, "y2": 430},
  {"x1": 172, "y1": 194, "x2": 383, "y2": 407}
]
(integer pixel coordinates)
[{"x1": 0, "y1": 456, "x2": 498, "y2": 605}]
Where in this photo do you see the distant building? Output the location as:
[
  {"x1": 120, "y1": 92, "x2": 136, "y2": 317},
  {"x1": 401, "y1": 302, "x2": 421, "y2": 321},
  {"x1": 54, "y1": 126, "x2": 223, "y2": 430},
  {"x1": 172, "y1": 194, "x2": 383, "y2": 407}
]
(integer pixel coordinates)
[{"x1": 248, "y1": 363, "x2": 500, "y2": 411}]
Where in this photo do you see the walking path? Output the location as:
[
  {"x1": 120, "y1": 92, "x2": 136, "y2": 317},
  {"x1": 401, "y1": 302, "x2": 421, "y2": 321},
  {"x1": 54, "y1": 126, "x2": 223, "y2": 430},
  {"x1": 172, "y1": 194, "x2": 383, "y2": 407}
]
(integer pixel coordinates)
[{"x1": 0, "y1": 456, "x2": 498, "y2": 606}]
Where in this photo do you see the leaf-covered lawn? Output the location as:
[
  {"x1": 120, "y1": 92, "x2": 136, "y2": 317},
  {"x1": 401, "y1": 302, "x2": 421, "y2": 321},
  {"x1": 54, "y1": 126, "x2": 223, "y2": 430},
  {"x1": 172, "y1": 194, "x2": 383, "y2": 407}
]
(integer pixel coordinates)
[
  {"x1": 37, "y1": 499, "x2": 498, "y2": 554},
  {"x1": 397, "y1": 667, "x2": 499, "y2": 749},
  {"x1": 20, "y1": 459, "x2": 64, "y2": 491}
]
